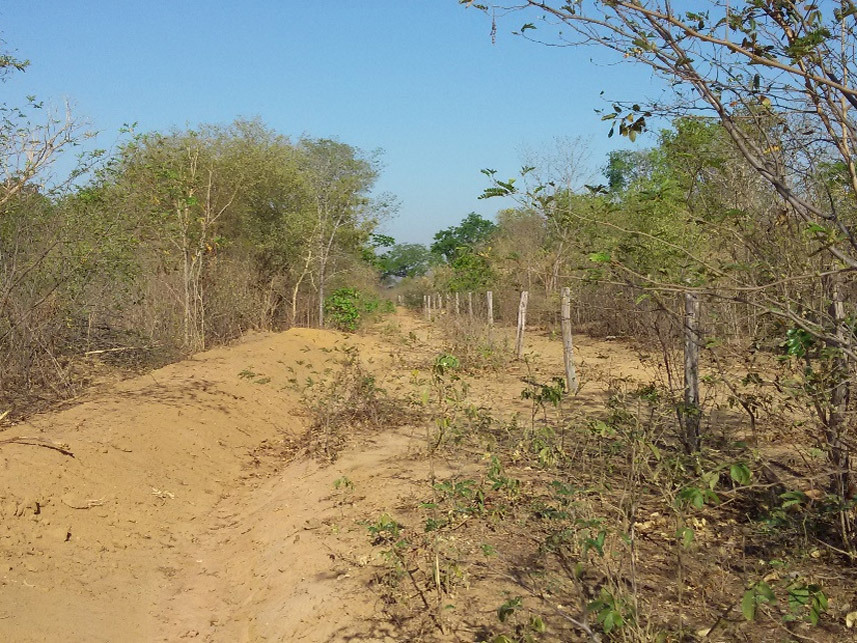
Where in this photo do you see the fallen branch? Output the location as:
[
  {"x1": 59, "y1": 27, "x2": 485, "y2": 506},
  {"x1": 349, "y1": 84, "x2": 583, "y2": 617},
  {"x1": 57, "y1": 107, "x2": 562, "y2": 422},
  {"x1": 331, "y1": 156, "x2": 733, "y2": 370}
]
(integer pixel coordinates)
[
  {"x1": 0, "y1": 437, "x2": 75, "y2": 457},
  {"x1": 84, "y1": 345, "x2": 151, "y2": 356}
]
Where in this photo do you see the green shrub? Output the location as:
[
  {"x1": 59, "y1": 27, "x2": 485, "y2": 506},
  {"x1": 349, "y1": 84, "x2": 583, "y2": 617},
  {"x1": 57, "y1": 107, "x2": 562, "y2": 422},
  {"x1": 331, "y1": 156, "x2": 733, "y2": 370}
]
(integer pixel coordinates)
[{"x1": 323, "y1": 287, "x2": 391, "y2": 331}]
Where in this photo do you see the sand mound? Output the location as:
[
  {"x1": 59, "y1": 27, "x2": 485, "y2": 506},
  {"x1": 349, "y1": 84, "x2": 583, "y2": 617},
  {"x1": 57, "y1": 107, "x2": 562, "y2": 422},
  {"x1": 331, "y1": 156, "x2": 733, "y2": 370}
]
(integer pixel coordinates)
[{"x1": 0, "y1": 326, "x2": 356, "y2": 641}]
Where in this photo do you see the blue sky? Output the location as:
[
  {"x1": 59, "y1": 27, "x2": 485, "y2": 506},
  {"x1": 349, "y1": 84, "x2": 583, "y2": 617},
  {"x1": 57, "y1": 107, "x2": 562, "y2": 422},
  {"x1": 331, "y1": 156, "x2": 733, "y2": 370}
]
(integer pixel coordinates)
[{"x1": 1, "y1": 1, "x2": 667, "y2": 244}]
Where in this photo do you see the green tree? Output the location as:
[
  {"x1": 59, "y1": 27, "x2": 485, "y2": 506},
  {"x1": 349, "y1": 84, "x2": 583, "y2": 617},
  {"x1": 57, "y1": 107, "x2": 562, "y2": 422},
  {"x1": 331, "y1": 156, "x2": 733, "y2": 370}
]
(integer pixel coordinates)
[
  {"x1": 219, "y1": 119, "x2": 316, "y2": 328},
  {"x1": 430, "y1": 212, "x2": 496, "y2": 263},
  {"x1": 376, "y1": 242, "x2": 435, "y2": 281},
  {"x1": 603, "y1": 149, "x2": 653, "y2": 193},
  {"x1": 111, "y1": 127, "x2": 245, "y2": 351},
  {"x1": 298, "y1": 138, "x2": 380, "y2": 327}
]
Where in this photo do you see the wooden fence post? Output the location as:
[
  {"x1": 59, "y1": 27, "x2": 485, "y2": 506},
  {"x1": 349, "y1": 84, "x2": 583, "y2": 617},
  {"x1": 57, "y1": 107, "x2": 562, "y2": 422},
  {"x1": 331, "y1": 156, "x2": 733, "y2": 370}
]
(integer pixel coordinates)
[
  {"x1": 515, "y1": 291, "x2": 529, "y2": 359},
  {"x1": 560, "y1": 287, "x2": 577, "y2": 394},
  {"x1": 487, "y1": 291, "x2": 494, "y2": 327},
  {"x1": 454, "y1": 292, "x2": 460, "y2": 315},
  {"x1": 467, "y1": 292, "x2": 473, "y2": 319},
  {"x1": 683, "y1": 292, "x2": 701, "y2": 452}
]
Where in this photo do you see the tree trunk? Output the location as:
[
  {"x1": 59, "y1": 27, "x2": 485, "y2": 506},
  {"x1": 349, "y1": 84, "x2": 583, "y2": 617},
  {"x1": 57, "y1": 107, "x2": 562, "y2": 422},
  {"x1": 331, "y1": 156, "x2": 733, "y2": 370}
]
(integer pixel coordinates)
[
  {"x1": 317, "y1": 255, "x2": 327, "y2": 328},
  {"x1": 824, "y1": 275, "x2": 852, "y2": 507},
  {"x1": 682, "y1": 292, "x2": 701, "y2": 452}
]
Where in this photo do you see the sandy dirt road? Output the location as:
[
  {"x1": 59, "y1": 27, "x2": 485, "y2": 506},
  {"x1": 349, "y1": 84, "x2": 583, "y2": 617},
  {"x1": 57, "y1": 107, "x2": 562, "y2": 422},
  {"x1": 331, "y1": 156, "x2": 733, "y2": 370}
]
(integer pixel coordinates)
[{"x1": 0, "y1": 313, "x2": 655, "y2": 642}]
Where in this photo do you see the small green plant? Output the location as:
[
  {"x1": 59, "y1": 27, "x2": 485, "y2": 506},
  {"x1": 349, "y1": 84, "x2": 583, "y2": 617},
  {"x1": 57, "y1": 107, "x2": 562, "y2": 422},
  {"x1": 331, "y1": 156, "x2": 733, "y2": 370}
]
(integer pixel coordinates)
[
  {"x1": 520, "y1": 377, "x2": 566, "y2": 411},
  {"x1": 497, "y1": 596, "x2": 523, "y2": 624},
  {"x1": 742, "y1": 577, "x2": 829, "y2": 626},
  {"x1": 333, "y1": 476, "x2": 354, "y2": 491},
  {"x1": 433, "y1": 478, "x2": 485, "y2": 516},
  {"x1": 490, "y1": 596, "x2": 546, "y2": 643},
  {"x1": 520, "y1": 373, "x2": 566, "y2": 431},
  {"x1": 323, "y1": 287, "x2": 392, "y2": 331},
  {"x1": 364, "y1": 513, "x2": 412, "y2": 591},
  {"x1": 426, "y1": 353, "x2": 468, "y2": 450},
  {"x1": 785, "y1": 581, "x2": 828, "y2": 625},
  {"x1": 433, "y1": 353, "x2": 461, "y2": 377},
  {"x1": 367, "y1": 513, "x2": 404, "y2": 545},
  {"x1": 480, "y1": 542, "x2": 497, "y2": 557},
  {"x1": 487, "y1": 454, "x2": 521, "y2": 499},
  {"x1": 587, "y1": 587, "x2": 633, "y2": 635},
  {"x1": 324, "y1": 288, "x2": 362, "y2": 331},
  {"x1": 741, "y1": 580, "x2": 777, "y2": 622}
]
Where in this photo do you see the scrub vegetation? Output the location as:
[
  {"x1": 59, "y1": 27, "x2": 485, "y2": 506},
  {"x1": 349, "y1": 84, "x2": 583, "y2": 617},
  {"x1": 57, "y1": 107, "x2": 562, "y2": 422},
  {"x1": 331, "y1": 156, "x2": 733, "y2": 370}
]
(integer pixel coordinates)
[{"x1": 4, "y1": 2, "x2": 857, "y2": 640}]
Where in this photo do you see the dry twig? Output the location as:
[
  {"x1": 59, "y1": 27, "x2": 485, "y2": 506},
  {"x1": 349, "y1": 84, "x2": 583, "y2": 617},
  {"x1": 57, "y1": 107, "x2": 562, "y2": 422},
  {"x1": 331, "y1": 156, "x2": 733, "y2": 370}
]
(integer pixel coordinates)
[{"x1": 0, "y1": 436, "x2": 74, "y2": 457}]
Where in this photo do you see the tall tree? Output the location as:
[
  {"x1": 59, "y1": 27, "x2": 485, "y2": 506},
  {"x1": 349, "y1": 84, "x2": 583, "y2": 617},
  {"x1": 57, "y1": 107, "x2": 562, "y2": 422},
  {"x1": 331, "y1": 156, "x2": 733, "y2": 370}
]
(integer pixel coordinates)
[
  {"x1": 376, "y1": 243, "x2": 435, "y2": 281},
  {"x1": 112, "y1": 127, "x2": 244, "y2": 351},
  {"x1": 298, "y1": 138, "x2": 379, "y2": 327},
  {"x1": 431, "y1": 212, "x2": 496, "y2": 262}
]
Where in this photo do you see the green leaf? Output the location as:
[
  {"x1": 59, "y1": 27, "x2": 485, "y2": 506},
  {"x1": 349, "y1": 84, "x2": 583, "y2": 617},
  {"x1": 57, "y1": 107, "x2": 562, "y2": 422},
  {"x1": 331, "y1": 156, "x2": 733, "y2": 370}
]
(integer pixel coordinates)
[
  {"x1": 647, "y1": 442, "x2": 661, "y2": 460},
  {"x1": 780, "y1": 490, "x2": 808, "y2": 509},
  {"x1": 757, "y1": 581, "x2": 775, "y2": 602},
  {"x1": 491, "y1": 636, "x2": 515, "y2": 643},
  {"x1": 497, "y1": 596, "x2": 522, "y2": 623},
  {"x1": 730, "y1": 463, "x2": 752, "y2": 486},
  {"x1": 529, "y1": 615, "x2": 546, "y2": 633},
  {"x1": 742, "y1": 589, "x2": 757, "y2": 621},
  {"x1": 677, "y1": 526, "x2": 694, "y2": 549},
  {"x1": 603, "y1": 611, "x2": 616, "y2": 633}
]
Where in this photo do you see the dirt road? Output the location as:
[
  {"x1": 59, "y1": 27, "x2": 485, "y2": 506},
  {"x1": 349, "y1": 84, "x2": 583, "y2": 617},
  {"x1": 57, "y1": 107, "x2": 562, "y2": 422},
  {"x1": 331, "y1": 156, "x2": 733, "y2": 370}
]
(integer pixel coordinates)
[{"x1": 0, "y1": 313, "x2": 653, "y2": 642}]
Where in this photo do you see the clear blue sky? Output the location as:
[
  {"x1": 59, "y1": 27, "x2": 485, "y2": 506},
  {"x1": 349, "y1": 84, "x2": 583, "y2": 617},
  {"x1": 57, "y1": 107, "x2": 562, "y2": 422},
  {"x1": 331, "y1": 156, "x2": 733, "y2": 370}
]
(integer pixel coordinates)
[{"x1": 1, "y1": 1, "x2": 666, "y2": 244}]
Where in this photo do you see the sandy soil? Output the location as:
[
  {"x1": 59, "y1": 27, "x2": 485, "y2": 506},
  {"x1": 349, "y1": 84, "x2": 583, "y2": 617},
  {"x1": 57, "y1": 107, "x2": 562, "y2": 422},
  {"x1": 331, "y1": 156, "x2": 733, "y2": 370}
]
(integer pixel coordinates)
[{"x1": 0, "y1": 312, "x2": 655, "y2": 642}]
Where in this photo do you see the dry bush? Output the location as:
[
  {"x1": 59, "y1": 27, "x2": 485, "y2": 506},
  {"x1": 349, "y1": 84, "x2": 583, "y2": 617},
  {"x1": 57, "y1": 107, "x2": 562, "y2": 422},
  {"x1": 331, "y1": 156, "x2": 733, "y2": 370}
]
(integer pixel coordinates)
[
  {"x1": 204, "y1": 257, "x2": 263, "y2": 342},
  {"x1": 437, "y1": 315, "x2": 509, "y2": 372},
  {"x1": 301, "y1": 347, "x2": 416, "y2": 461}
]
